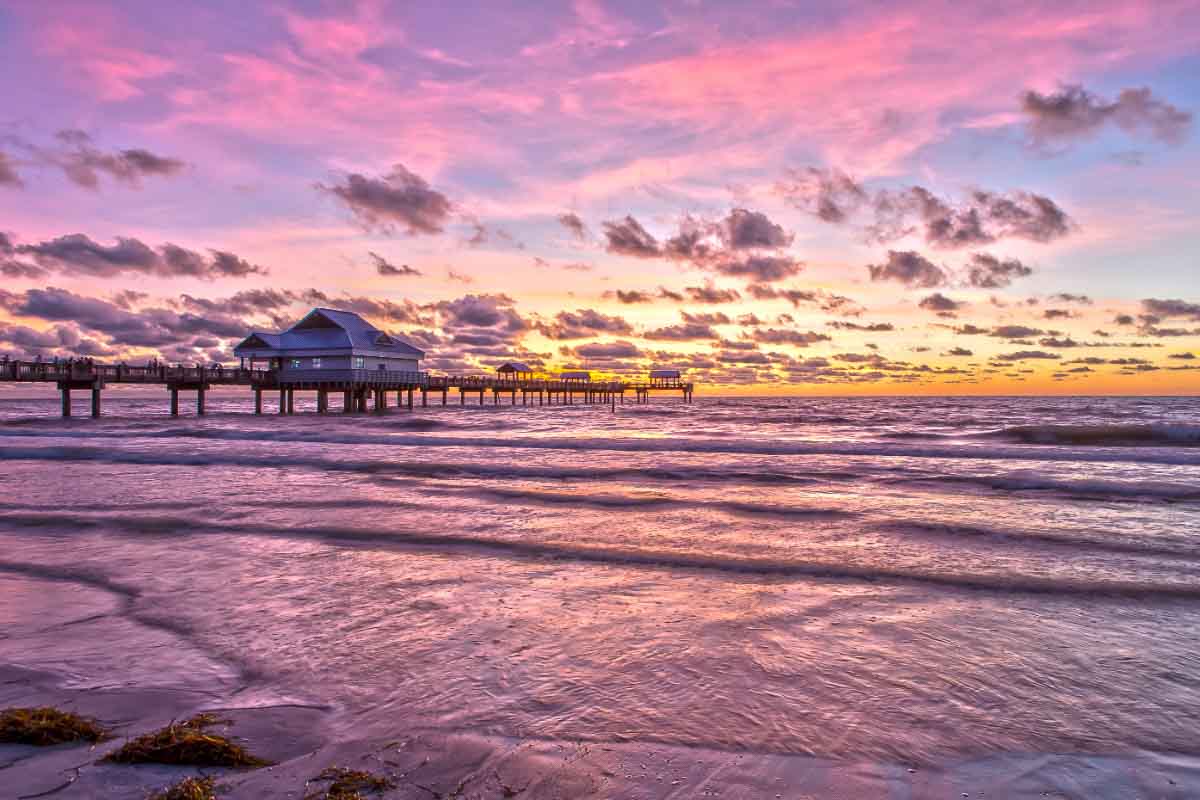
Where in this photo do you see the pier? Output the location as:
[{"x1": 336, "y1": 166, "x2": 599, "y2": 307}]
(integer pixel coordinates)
[{"x1": 0, "y1": 360, "x2": 694, "y2": 418}]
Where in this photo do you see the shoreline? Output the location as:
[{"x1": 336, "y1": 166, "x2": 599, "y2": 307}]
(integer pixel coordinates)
[{"x1": 4, "y1": 663, "x2": 1200, "y2": 799}]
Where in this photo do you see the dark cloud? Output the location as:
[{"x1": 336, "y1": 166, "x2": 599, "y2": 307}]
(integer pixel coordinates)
[
  {"x1": 1038, "y1": 337, "x2": 1082, "y2": 348},
  {"x1": 827, "y1": 321, "x2": 895, "y2": 332},
  {"x1": 1042, "y1": 308, "x2": 1074, "y2": 320},
  {"x1": 1050, "y1": 293, "x2": 1092, "y2": 304},
  {"x1": 44, "y1": 130, "x2": 185, "y2": 189},
  {"x1": 874, "y1": 187, "x2": 1072, "y2": 249},
  {"x1": 661, "y1": 218, "x2": 717, "y2": 263},
  {"x1": 11, "y1": 233, "x2": 265, "y2": 280},
  {"x1": 995, "y1": 350, "x2": 1061, "y2": 361},
  {"x1": 713, "y1": 254, "x2": 802, "y2": 282},
  {"x1": 605, "y1": 289, "x2": 652, "y2": 304},
  {"x1": 557, "y1": 212, "x2": 588, "y2": 240},
  {"x1": 965, "y1": 253, "x2": 1034, "y2": 288},
  {"x1": 747, "y1": 286, "x2": 859, "y2": 314},
  {"x1": 369, "y1": 251, "x2": 421, "y2": 276},
  {"x1": 682, "y1": 311, "x2": 731, "y2": 325},
  {"x1": 775, "y1": 167, "x2": 868, "y2": 223},
  {"x1": 1169, "y1": 352, "x2": 1196, "y2": 360},
  {"x1": 436, "y1": 294, "x2": 527, "y2": 333},
  {"x1": 0, "y1": 287, "x2": 247, "y2": 348},
  {"x1": 685, "y1": 284, "x2": 741, "y2": 304},
  {"x1": 867, "y1": 250, "x2": 948, "y2": 288},
  {"x1": 749, "y1": 328, "x2": 831, "y2": 346},
  {"x1": 1141, "y1": 298, "x2": 1200, "y2": 321},
  {"x1": 790, "y1": 164, "x2": 1073, "y2": 249},
  {"x1": 721, "y1": 208, "x2": 793, "y2": 249},
  {"x1": 1021, "y1": 85, "x2": 1192, "y2": 146},
  {"x1": 989, "y1": 325, "x2": 1045, "y2": 339},
  {"x1": 0, "y1": 152, "x2": 22, "y2": 188},
  {"x1": 945, "y1": 347, "x2": 973, "y2": 356},
  {"x1": 918, "y1": 293, "x2": 965, "y2": 312},
  {"x1": 573, "y1": 340, "x2": 642, "y2": 359},
  {"x1": 602, "y1": 215, "x2": 660, "y2": 258},
  {"x1": 178, "y1": 289, "x2": 298, "y2": 317},
  {"x1": 537, "y1": 308, "x2": 633, "y2": 339},
  {"x1": 317, "y1": 164, "x2": 453, "y2": 235},
  {"x1": 643, "y1": 320, "x2": 721, "y2": 341}
]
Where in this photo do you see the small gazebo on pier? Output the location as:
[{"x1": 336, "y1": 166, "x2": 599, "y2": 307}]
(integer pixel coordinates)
[{"x1": 496, "y1": 362, "x2": 534, "y2": 381}]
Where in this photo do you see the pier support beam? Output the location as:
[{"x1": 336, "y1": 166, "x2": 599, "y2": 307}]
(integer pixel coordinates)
[
  {"x1": 287, "y1": 389, "x2": 295, "y2": 414},
  {"x1": 197, "y1": 387, "x2": 206, "y2": 416},
  {"x1": 61, "y1": 386, "x2": 71, "y2": 417},
  {"x1": 279, "y1": 389, "x2": 287, "y2": 415},
  {"x1": 91, "y1": 386, "x2": 101, "y2": 418},
  {"x1": 408, "y1": 388, "x2": 414, "y2": 410},
  {"x1": 170, "y1": 387, "x2": 179, "y2": 417},
  {"x1": 343, "y1": 390, "x2": 354, "y2": 413},
  {"x1": 254, "y1": 388, "x2": 263, "y2": 415},
  {"x1": 317, "y1": 389, "x2": 328, "y2": 413}
]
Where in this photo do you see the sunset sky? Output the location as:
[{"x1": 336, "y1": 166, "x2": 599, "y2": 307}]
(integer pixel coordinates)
[{"x1": 1, "y1": 0, "x2": 1199, "y2": 393}]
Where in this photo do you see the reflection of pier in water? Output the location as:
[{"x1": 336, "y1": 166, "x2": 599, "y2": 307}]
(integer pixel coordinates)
[{"x1": 0, "y1": 360, "x2": 694, "y2": 417}]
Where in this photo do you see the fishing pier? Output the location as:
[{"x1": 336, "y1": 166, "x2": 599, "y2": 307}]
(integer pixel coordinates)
[
  {"x1": 0, "y1": 307, "x2": 694, "y2": 417},
  {"x1": 0, "y1": 359, "x2": 694, "y2": 418}
]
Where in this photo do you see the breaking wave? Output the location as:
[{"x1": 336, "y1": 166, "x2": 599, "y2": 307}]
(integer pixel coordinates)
[
  {"x1": 2, "y1": 513, "x2": 1199, "y2": 601},
  {"x1": 977, "y1": 425, "x2": 1200, "y2": 447}
]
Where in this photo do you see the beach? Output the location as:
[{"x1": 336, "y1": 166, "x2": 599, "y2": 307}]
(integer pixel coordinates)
[{"x1": 2, "y1": 392, "x2": 1200, "y2": 798}]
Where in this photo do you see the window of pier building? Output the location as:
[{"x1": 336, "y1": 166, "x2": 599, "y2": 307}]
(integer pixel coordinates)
[
  {"x1": 354, "y1": 356, "x2": 365, "y2": 369},
  {"x1": 312, "y1": 357, "x2": 322, "y2": 368}
]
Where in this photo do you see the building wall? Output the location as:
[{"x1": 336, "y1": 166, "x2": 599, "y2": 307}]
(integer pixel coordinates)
[{"x1": 279, "y1": 354, "x2": 420, "y2": 373}]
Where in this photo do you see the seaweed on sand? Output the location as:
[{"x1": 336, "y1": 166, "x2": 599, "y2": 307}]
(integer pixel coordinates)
[
  {"x1": 0, "y1": 706, "x2": 110, "y2": 746},
  {"x1": 148, "y1": 775, "x2": 218, "y2": 800},
  {"x1": 305, "y1": 766, "x2": 395, "y2": 799},
  {"x1": 103, "y1": 713, "x2": 271, "y2": 767}
]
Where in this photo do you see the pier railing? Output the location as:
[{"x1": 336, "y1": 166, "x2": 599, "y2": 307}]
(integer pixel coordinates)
[
  {"x1": 0, "y1": 358, "x2": 694, "y2": 417},
  {"x1": 2, "y1": 360, "x2": 271, "y2": 385}
]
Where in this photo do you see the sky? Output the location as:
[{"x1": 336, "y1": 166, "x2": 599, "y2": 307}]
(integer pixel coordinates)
[{"x1": 1, "y1": 0, "x2": 1199, "y2": 394}]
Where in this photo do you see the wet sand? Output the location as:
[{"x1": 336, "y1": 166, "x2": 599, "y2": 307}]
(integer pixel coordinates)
[{"x1": 5, "y1": 661, "x2": 1200, "y2": 798}]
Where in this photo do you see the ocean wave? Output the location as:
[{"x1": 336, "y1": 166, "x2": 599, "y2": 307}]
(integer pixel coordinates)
[
  {"x1": 0, "y1": 444, "x2": 864, "y2": 486},
  {"x1": 978, "y1": 425, "x2": 1200, "y2": 447},
  {"x1": 894, "y1": 471, "x2": 1200, "y2": 503},
  {"x1": 878, "y1": 520, "x2": 1200, "y2": 559},
  {"x1": 434, "y1": 486, "x2": 855, "y2": 518},
  {"x1": 2, "y1": 514, "x2": 1198, "y2": 602},
  {"x1": 6, "y1": 427, "x2": 1200, "y2": 467}
]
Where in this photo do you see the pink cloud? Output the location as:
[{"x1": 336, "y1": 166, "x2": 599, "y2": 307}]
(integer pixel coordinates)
[{"x1": 38, "y1": 11, "x2": 173, "y2": 101}]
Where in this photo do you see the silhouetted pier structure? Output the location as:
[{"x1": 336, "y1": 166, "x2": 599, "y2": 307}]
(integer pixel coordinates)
[{"x1": 0, "y1": 360, "x2": 694, "y2": 418}]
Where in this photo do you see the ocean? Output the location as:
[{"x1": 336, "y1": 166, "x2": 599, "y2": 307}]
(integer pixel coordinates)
[{"x1": 2, "y1": 392, "x2": 1199, "y2": 796}]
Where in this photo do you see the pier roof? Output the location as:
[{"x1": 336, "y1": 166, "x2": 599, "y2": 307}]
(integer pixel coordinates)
[{"x1": 233, "y1": 308, "x2": 424, "y2": 359}]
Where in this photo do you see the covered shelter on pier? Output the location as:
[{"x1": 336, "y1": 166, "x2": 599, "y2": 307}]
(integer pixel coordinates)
[
  {"x1": 233, "y1": 308, "x2": 424, "y2": 376},
  {"x1": 559, "y1": 370, "x2": 591, "y2": 383},
  {"x1": 496, "y1": 361, "x2": 534, "y2": 380},
  {"x1": 649, "y1": 368, "x2": 683, "y2": 386}
]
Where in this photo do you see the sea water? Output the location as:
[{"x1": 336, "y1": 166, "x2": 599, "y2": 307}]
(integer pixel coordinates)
[{"x1": 1, "y1": 392, "x2": 1199, "y2": 771}]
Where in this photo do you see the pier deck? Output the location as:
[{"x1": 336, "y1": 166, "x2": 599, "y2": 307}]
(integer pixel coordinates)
[{"x1": 0, "y1": 360, "x2": 694, "y2": 417}]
